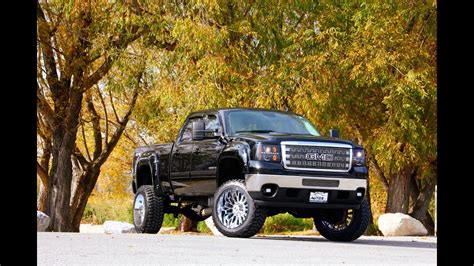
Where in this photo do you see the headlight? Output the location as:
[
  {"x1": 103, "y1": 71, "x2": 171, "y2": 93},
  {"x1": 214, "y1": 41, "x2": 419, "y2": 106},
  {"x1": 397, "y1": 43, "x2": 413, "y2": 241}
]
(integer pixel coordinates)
[
  {"x1": 256, "y1": 144, "x2": 280, "y2": 162},
  {"x1": 352, "y1": 148, "x2": 365, "y2": 166}
]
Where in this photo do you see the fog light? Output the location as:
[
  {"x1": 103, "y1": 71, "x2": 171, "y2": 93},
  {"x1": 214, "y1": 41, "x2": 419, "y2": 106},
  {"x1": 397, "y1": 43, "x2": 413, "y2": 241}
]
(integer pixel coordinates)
[
  {"x1": 355, "y1": 188, "x2": 365, "y2": 200},
  {"x1": 261, "y1": 184, "x2": 278, "y2": 197}
]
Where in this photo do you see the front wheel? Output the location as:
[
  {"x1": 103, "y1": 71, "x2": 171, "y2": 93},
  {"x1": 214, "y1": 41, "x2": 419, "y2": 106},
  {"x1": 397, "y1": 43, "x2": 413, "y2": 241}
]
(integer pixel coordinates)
[
  {"x1": 314, "y1": 198, "x2": 370, "y2": 242},
  {"x1": 212, "y1": 180, "x2": 266, "y2": 238},
  {"x1": 133, "y1": 185, "x2": 164, "y2": 234}
]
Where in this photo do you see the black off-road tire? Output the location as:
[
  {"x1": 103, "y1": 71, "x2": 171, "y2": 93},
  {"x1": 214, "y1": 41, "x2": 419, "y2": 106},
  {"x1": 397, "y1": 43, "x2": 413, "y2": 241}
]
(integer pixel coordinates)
[
  {"x1": 314, "y1": 198, "x2": 370, "y2": 242},
  {"x1": 133, "y1": 185, "x2": 164, "y2": 234},
  {"x1": 212, "y1": 179, "x2": 266, "y2": 238}
]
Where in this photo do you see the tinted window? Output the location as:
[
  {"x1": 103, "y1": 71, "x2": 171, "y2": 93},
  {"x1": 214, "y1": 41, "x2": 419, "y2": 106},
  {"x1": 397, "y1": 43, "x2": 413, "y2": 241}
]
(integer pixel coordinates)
[
  {"x1": 225, "y1": 110, "x2": 320, "y2": 136},
  {"x1": 204, "y1": 114, "x2": 221, "y2": 132},
  {"x1": 180, "y1": 118, "x2": 199, "y2": 142}
]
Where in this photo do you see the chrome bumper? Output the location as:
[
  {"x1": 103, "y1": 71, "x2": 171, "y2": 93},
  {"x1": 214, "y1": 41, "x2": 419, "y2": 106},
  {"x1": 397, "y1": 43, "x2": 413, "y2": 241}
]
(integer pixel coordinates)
[{"x1": 245, "y1": 174, "x2": 367, "y2": 192}]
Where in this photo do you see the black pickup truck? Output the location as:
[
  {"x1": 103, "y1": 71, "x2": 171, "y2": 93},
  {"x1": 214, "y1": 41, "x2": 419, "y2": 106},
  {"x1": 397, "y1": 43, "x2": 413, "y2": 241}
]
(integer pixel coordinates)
[{"x1": 131, "y1": 108, "x2": 370, "y2": 241}]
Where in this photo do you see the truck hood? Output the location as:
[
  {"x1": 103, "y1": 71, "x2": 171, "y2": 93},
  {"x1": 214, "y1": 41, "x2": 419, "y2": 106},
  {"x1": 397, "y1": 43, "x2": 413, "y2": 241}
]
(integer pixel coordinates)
[{"x1": 231, "y1": 132, "x2": 359, "y2": 148}]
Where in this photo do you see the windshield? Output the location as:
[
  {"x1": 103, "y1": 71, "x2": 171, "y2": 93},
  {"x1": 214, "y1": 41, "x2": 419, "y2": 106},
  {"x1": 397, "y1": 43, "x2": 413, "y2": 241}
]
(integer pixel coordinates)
[{"x1": 224, "y1": 110, "x2": 320, "y2": 136}]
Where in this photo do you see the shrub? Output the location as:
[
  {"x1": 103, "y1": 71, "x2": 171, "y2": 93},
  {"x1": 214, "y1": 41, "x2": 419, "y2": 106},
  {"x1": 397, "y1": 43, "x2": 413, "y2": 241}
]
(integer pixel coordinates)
[
  {"x1": 262, "y1": 213, "x2": 314, "y2": 234},
  {"x1": 82, "y1": 194, "x2": 133, "y2": 224}
]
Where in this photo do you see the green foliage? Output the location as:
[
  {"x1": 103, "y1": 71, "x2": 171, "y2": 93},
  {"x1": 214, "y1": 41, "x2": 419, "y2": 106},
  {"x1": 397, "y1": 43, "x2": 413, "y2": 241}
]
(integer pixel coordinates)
[
  {"x1": 197, "y1": 221, "x2": 211, "y2": 233},
  {"x1": 262, "y1": 214, "x2": 314, "y2": 234},
  {"x1": 162, "y1": 213, "x2": 180, "y2": 228},
  {"x1": 82, "y1": 195, "x2": 133, "y2": 225}
]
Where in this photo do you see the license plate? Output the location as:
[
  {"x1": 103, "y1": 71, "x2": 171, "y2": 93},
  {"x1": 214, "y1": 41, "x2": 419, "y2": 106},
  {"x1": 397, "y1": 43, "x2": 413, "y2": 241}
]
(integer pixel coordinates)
[{"x1": 309, "y1": 192, "x2": 328, "y2": 203}]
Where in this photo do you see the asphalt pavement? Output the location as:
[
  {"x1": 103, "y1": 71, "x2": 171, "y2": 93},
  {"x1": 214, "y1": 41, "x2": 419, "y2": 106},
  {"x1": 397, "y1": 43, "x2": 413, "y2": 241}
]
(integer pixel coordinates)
[{"x1": 37, "y1": 232, "x2": 436, "y2": 265}]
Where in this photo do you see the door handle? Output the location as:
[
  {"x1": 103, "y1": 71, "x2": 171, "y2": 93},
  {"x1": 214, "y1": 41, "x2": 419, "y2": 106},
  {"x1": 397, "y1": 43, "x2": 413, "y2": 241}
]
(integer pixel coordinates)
[{"x1": 194, "y1": 148, "x2": 200, "y2": 154}]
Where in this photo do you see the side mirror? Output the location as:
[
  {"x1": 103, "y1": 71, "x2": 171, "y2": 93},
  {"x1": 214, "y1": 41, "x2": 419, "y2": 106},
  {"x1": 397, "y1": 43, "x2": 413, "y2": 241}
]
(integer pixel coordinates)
[
  {"x1": 192, "y1": 121, "x2": 205, "y2": 140},
  {"x1": 329, "y1": 128, "x2": 340, "y2": 138}
]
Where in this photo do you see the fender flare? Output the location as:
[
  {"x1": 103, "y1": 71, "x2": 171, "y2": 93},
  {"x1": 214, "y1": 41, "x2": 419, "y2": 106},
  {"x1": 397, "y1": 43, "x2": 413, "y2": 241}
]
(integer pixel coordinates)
[
  {"x1": 133, "y1": 152, "x2": 161, "y2": 194},
  {"x1": 216, "y1": 141, "x2": 251, "y2": 185}
]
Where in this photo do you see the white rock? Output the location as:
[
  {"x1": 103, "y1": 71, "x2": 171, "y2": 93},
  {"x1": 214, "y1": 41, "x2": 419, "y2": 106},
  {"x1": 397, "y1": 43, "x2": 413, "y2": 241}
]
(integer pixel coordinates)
[
  {"x1": 80, "y1": 223, "x2": 104, "y2": 233},
  {"x1": 37, "y1": 211, "x2": 50, "y2": 232},
  {"x1": 378, "y1": 213, "x2": 428, "y2": 236},
  {"x1": 204, "y1": 217, "x2": 223, "y2": 236},
  {"x1": 103, "y1": 221, "x2": 136, "y2": 234}
]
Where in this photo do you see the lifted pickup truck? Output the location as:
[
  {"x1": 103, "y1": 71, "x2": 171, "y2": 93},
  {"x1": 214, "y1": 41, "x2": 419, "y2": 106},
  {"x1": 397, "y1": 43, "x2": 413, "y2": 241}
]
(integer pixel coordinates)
[{"x1": 132, "y1": 108, "x2": 370, "y2": 241}]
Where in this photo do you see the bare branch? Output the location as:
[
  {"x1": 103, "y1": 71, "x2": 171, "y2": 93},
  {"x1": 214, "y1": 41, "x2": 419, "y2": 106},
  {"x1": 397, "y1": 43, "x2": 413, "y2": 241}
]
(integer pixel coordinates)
[
  {"x1": 108, "y1": 88, "x2": 120, "y2": 122},
  {"x1": 73, "y1": 146, "x2": 89, "y2": 170},
  {"x1": 82, "y1": 56, "x2": 113, "y2": 91},
  {"x1": 96, "y1": 87, "x2": 109, "y2": 145},
  {"x1": 96, "y1": 73, "x2": 141, "y2": 166},
  {"x1": 123, "y1": 131, "x2": 138, "y2": 146},
  {"x1": 81, "y1": 121, "x2": 92, "y2": 162},
  {"x1": 85, "y1": 91, "x2": 103, "y2": 159},
  {"x1": 137, "y1": 132, "x2": 149, "y2": 146}
]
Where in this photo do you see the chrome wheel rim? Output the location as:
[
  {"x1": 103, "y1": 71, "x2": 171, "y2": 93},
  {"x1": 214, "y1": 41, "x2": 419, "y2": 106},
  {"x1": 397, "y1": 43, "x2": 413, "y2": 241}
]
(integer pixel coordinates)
[
  {"x1": 217, "y1": 188, "x2": 249, "y2": 229},
  {"x1": 321, "y1": 209, "x2": 354, "y2": 231},
  {"x1": 133, "y1": 194, "x2": 145, "y2": 226}
]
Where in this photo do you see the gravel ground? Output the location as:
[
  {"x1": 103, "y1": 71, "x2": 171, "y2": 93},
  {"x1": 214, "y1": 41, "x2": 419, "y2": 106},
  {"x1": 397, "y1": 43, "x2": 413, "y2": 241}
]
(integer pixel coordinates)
[{"x1": 38, "y1": 232, "x2": 436, "y2": 265}]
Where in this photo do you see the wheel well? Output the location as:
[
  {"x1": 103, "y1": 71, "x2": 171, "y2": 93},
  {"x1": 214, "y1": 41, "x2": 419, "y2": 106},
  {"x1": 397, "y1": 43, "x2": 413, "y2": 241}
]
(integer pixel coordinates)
[
  {"x1": 136, "y1": 164, "x2": 153, "y2": 191},
  {"x1": 217, "y1": 157, "x2": 244, "y2": 186}
]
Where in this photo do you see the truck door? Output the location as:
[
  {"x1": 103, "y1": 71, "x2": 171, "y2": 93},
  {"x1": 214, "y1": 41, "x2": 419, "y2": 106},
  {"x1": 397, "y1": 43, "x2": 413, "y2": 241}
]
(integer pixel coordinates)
[
  {"x1": 189, "y1": 114, "x2": 224, "y2": 195},
  {"x1": 170, "y1": 118, "x2": 196, "y2": 182}
]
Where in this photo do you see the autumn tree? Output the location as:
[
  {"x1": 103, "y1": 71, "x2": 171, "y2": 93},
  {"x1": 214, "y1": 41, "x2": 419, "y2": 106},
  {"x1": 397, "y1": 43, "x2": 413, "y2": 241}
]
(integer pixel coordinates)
[
  {"x1": 134, "y1": 0, "x2": 436, "y2": 232},
  {"x1": 36, "y1": 0, "x2": 172, "y2": 231}
]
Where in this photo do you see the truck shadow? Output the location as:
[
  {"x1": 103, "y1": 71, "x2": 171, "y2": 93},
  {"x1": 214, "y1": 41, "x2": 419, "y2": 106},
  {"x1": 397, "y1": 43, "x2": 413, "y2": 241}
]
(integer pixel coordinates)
[{"x1": 254, "y1": 236, "x2": 437, "y2": 249}]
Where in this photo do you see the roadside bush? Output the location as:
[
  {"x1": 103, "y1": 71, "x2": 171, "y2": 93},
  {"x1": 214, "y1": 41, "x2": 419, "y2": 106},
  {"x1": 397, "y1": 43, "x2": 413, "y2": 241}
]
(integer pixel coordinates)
[
  {"x1": 262, "y1": 213, "x2": 314, "y2": 234},
  {"x1": 82, "y1": 194, "x2": 133, "y2": 224},
  {"x1": 162, "y1": 213, "x2": 180, "y2": 228}
]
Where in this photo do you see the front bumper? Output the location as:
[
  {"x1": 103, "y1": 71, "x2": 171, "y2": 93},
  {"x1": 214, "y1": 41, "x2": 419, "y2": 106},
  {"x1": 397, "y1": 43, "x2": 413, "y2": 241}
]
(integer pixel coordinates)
[{"x1": 245, "y1": 173, "x2": 367, "y2": 209}]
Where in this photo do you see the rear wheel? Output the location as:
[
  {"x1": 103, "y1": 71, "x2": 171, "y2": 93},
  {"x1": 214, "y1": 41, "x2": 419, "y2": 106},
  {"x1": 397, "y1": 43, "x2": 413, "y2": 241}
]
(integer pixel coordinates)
[
  {"x1": 314, "y1": 198, "x2": 370, "y2": 242},
  {"x1": 133, "y1": 185, "x2": 164, "y2": 234},
  {"x1": 212, "y1": 180, "x2": 266, "y2": 238}
]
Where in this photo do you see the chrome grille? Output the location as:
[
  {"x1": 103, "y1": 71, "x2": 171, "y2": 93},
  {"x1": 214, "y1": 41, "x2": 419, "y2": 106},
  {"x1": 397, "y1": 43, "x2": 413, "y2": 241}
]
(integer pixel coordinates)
[{"x1": 281, "y1": 141, "x2": 352, "y2": 172}]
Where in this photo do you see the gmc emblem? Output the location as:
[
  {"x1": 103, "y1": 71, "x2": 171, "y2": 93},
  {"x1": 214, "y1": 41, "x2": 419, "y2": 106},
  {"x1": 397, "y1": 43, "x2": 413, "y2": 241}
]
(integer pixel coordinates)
[{"x1": 305, "y1": 153, "x2": 334, "y2": 161}]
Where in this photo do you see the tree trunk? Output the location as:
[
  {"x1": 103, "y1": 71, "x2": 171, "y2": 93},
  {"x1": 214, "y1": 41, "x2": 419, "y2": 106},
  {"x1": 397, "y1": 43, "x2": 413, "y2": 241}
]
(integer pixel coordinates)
[
  {"x1": 411, "y1": 177, "x2": 436, "y2": 221},
  {"x1": 385, "y1": 170, "x2": 411, "y2": 213},
  {"x1": 178, "y1": 216, "x2": 198, "y2": 232},
  {"x1": 47, "y1": 131, "x2": 76, "y2": 231},
  {"x1": 69, "y1": 168, "x2": 101, "y2": 232},
  {"x1": 46, "y1": 91, "x2": 83, "y2": 232},
  {"x1": 408, "y1": 172, "x2": 436, "y2": 234},
  {"x1": 421, "y1": 212, "x2": 435, "y2": 235},
  {"x1": 409, "y1": 176, "x2": 436, "y2": 235}
]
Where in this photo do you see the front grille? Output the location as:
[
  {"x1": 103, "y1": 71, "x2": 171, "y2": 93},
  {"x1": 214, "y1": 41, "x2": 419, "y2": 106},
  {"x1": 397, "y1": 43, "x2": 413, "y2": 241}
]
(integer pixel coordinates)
[{"x1": 281, "y1": 142, "x2": 352, "y2": 172}]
